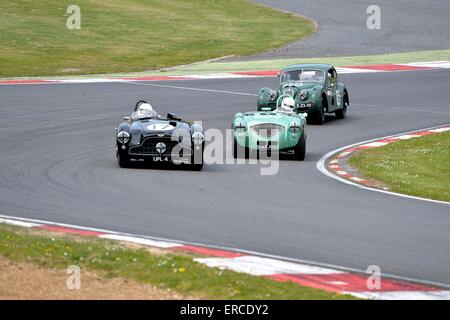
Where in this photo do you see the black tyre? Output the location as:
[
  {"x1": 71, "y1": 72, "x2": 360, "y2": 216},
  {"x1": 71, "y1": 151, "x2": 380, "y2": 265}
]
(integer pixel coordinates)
[
  {"x1": 190, "y1": 143, "x2": 204, "y2": 171},
  {"x1": 190, "y1": 162, "x2": 203, "y2": 171},
  {"x1": 310, "y1": 96, "x2": 325, "y2": 125},
  {"x1": 117, "y1": 153, "x2": 130, "y2": 168},
  {"x1": 293, "y1": 132, "x2": 306, "y2": 161},
  {"x1": 233, "y1": 138, "x2": 249, "y2": 159},
  {"x1": 335, "y1": 97, "x2": 348, "y2": 119}
]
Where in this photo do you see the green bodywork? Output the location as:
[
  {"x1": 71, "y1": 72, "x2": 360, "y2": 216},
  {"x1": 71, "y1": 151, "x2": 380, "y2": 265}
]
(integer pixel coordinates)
[
  {"x1": 257, "y1": 64, "x2": 349, "y2": 124},
  {"x1": 232, "y1": 107, "x2": 307, "y2": 152}
]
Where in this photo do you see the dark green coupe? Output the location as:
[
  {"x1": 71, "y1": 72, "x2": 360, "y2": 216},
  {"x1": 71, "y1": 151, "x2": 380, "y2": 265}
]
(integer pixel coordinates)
[{"x1": 257, "y1": 64, "x2": 349, "y2": 125}]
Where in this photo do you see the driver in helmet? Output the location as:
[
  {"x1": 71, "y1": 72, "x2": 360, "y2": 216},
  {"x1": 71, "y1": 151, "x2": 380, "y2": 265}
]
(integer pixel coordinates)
[
  {"x1": 279, "y1": 97, "x2": 295, "y2": 113},
  {"x1": 132, "y1": 102, "x2": 158, "y2": 120}
]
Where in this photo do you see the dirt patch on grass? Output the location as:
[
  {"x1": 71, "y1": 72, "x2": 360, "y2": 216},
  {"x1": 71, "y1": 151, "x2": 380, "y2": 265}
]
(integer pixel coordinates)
[{"x1": 0, "y1": 256, "x2": 188, "y2": 300}]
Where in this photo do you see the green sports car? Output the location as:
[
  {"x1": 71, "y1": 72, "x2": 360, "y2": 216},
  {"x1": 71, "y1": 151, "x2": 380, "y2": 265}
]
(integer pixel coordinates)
[
  {"x1": 257, "y1": 63, "x2": 349, "y2": 125},
  {"x1": 232, "y1": 95, "x2": 307, "y2": 160}
]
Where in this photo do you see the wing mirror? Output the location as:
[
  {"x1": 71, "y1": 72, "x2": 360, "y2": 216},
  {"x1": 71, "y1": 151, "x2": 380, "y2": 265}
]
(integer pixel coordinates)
[
  {"x1": 167, "y1": 112, "x2": 181, "y2": 121},
  {"x1": 123, "y1": 116, "x2": 131, "y2": 121}
]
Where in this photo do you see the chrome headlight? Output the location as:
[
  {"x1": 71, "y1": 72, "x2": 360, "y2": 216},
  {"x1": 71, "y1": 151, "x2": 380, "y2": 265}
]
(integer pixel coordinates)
[
  {"x1": 289, "y1": 121, "x2": 301, "y2": 132},
  {"x1": 117, "y1": 131, "x2": 130, "y2": 144},
  {"x1": 234, "y1": 121, "x2": 246, "y2": 133},
  {"x1": 192, "y1": 132, "x2": 204, "y2": 145},
  {"x1": 299, "y1": 90, "x2": 309, "y2": 101}
]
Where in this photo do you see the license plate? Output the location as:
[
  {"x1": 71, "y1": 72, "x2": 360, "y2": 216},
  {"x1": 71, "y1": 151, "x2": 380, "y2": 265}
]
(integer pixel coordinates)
[
  {"x1": 152, "y1": 156, "x2": 170, "y2": 162},
  {"x1": 258, "y1": 142, "x2": 277, "y2": 149}
]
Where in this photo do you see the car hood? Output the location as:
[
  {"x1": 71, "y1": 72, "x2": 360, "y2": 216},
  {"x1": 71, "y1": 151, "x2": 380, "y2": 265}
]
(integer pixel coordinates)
[
  {"x1": 241, "y1": 112, "x2": 296, "y2": 127},
  {"x1": 132, "y1": 119, "x2": 188, "y2": 137},
  {"x1": 280, "y1": 82, "x2": 320, "y2": 92}
]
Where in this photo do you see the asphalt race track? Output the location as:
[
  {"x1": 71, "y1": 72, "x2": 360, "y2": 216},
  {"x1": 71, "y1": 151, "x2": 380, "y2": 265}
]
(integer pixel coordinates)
[
  {"x1": 1, "y1": 69, "x2": 450, "y2": 285},
  {"x1": 239, "y1": 0, "x2": 450, "y2": 59}
]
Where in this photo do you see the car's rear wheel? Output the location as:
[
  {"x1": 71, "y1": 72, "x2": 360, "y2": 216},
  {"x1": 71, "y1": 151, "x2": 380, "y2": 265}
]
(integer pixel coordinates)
[
  {"x1": 335, "y1": 97, "x2": 348, "y2": 119},
  {"x1": 293, "y1": 132, "x2": 306, "y2": 161}
]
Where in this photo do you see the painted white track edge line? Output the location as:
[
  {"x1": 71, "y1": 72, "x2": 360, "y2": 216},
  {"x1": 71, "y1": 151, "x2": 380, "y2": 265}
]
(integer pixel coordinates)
[
  {"x1": 0, "y1": 217, "x2": 41, "y2": 228},
  {"x1": 119, "y1": 80, "x2": 257, "y2": 96},
  {"x1": 1, "y1": 213, "x2": 450, "y2": 290},
  {"x1": 316, "y1": 124, "x2": 450, "y2": 206}
]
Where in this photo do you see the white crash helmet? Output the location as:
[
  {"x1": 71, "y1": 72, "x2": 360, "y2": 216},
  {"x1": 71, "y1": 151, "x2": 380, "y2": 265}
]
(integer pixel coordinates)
[
  {"x1": 138, "y1": 103, "x2": 153, "y2": 114},
  {"x1": 280, "y1": 97, "x2": 295, "y2": 111},
  {"x1": 135, "y1": 103, "x2": 157, "y2": 119}
]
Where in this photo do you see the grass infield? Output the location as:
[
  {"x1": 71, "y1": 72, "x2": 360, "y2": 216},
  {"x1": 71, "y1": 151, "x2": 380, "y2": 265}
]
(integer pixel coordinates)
[
  {"x1": 0, "y1": 0, "x2": 314, "y2": 77},
  {"x1": 350, "y1": 131, "x2": 450, "y2": 202},
  {"x1": 0, "y1": 224, "x2": 355, "y2": 299}
]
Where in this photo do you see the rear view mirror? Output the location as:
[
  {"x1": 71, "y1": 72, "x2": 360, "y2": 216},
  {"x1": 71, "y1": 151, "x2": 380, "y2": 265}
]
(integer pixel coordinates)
[{"x1": 123, "y1": 116, "x2": 131, "y2": 121}]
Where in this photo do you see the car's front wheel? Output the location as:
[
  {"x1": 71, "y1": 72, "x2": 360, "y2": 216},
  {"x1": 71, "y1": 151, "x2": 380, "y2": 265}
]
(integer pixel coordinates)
[
  {"x1": 293, "y1": 132, "x2": 306, "y2": 161},
  {"x1": 190, "y1": 144, "x2": 204, "y2": 171},
  {"x1": 310, "y1": 97, "x2": 325, "y2": 125},
  {"x1": 117, "y1": 153, "x2": 130, "y2": 168},
  {"x1": 233, "y1": 138, "x2": 249, "y2": 159}
]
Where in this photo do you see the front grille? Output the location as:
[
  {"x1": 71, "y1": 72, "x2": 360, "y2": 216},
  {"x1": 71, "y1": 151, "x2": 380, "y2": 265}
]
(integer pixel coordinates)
[
  {"x1": 282, "y1": 88, "x2": 294, "y2": 97},
  {"x1": 129, "y1": 137, "x2": 179, "y2": 155},
  {"x1": 250, "y1": 123, "x2": 285, "y2": 138}
]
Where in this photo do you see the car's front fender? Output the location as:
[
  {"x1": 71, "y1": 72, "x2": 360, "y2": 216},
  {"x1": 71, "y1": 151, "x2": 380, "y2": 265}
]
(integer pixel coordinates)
[
  {"x1": 115, "y1": 122, "x2": 132, "y2": 156},
  {"x1": 257, "y1": 87, "x2": 277, "y2": 110}
]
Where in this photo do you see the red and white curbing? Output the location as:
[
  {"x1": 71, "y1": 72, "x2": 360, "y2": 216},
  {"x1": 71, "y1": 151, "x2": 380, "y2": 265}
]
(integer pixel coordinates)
[
  {"x1": 318, "y1": 125, "x2": 450, "y2": 205},
  {"x1": 1, "y1": 214, "x2": 450, "y2": 299},
  {"x1": 0, "y1": 61, "x2": 449, "y2": 85}
]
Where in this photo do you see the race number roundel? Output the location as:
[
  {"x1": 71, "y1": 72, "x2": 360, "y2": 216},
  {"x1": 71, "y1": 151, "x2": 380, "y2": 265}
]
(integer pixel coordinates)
[{"x1": 147, "y1": 123, "x2": 175, "y2": 131}]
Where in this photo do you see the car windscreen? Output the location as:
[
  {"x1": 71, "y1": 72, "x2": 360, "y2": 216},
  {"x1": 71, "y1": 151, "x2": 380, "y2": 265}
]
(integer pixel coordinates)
[{"x1": 280, "y1": 69, "x2": 325, "y2": 83}]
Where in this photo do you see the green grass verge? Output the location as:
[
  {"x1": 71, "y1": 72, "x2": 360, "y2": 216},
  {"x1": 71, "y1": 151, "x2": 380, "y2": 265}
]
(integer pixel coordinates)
[
  {"x1": 170, "y1": 49, "x2": 450, "y2": 74},
  {"x1": 349, "y1": 131, "x2": 450, "y2": 202},
  {"x1": 0, "y1": 0, "x2": 314, "y2": 77},
  {"x1": 3, "y1": 48, "x2": 448, "y2": 80},
  {"x1": 0, "y1": 224, "x2": 355, "y2": 299}
]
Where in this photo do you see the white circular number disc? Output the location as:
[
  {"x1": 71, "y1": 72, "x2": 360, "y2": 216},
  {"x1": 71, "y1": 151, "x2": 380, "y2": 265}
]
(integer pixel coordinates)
[{"x1": 147, "y1": 123, "x2": 175, "y2": 131}]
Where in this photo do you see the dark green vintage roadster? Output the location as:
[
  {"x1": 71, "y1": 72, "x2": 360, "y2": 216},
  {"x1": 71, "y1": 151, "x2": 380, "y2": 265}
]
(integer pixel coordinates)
[{"x1": 257, "y1": 64, "x2": 349, "y2": 125}]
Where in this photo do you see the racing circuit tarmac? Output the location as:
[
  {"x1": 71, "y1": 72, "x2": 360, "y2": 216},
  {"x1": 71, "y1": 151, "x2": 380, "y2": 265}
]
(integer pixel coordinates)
[
  {"x1": 241, "y1": 0, "x2": 450, "y2": 59},
  {"x1": 0, "y1": 69, "x2": 450, "y2": 286}
]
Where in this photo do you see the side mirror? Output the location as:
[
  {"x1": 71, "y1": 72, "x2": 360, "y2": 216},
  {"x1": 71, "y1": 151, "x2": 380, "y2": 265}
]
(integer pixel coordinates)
[{"x1": 123, "y1": 116, "x2": 131, "y2": 121}]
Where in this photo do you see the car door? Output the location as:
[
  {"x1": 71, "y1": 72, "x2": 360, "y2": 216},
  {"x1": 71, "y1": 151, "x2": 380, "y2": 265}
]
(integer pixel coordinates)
[{"x1": 325, "y1": 68, "x2": 338, "y2": 112}]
